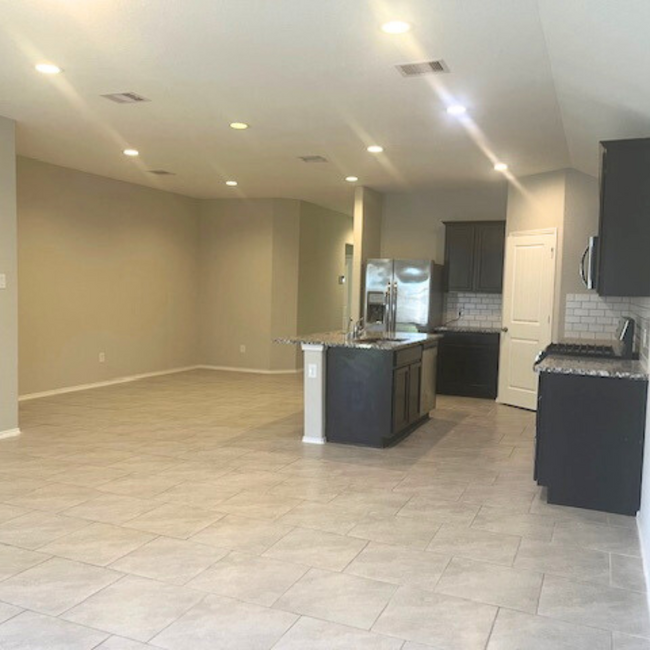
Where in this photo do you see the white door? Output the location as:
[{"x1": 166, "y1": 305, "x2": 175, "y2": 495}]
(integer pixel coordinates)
[{"x1": 498, "y1": 231, "x2": 557, "y2": 410}]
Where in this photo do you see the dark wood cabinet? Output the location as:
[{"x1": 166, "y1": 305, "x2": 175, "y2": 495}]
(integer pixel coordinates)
[
  {"x1": 536, "y1": 371, "x2": 647, "y2": 515},
  {"x1": 326, "y1": 343, "x2": 435, "y2": 448},
  {"x1": 597, "y1": 138, "x2": 650, "y2": 296},
  {"x1": 443, "y1": 221, "x2": 505, "y2": 293},
  {"x1": 436, "y1": 332, "x2": 500, "y2": 399}
]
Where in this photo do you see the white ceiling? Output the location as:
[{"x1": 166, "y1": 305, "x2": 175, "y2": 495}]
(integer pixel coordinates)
[{"x1": 1, "y1": 0, "x2": 649, "y2": 214}]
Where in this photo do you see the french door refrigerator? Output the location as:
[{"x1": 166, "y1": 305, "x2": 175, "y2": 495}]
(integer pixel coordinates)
[{"x1": 364, "y1": 259, "x2": 444, "y2": 335}]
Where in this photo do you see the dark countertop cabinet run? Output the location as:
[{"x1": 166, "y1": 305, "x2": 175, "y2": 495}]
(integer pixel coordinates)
[
  {"x1": 326, "y1": 342, "x2": 435, "y2": 448},
  {"x1": 535, "y1": 371, "x2": 648, "y2": 516},
  {"x1": 436, "y1": 331, "x2": 500, "y2": 399},
  {"x1": 597, "y1": 138, "x2": 650, "y2": 296},
  {"x1": 443, "y1": 221, "x2": 505, "y2": 294}
]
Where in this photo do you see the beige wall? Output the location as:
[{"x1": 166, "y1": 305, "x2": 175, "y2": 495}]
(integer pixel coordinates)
[
  {"x1": 297, "y1": 202, "x2": 353, "y2": 335},
  {"x1": 352, "y1": 187, "x2": 383, "y2": 319},
  {"x1": 505, "y1": 168, "x2": 599, "y2": 339},
  {"x1": 0, "y1": 118, "x2": 18, "y2": 432},
  {"x1": 381, "y1": 184, "x2": 508, "y2": 263},
  {"x1": 18, "y1": 157, "x2": 201, "y2": 395}
]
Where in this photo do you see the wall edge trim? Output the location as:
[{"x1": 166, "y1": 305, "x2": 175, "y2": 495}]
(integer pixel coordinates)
[
  {"x1": 197, "y1": 365, "x2": 302, "y2": 375},
  {"x1": 637, "y1": 515, "x2": 650, "y2": 616}
]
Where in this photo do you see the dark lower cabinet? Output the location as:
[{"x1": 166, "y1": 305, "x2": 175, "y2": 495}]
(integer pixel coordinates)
[
  {"x1": 436, "y1": 332, "x2": 500, "y2": 399},
  {"x1": 536, "y1": 371, "x2": 648, "y2": 516},
  {"x1": 326, "y1": 344, "x2": 433, "y2": 448}
]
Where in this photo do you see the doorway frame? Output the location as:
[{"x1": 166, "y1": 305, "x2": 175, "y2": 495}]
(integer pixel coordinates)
[{"x1": 497, "y1": 227, "x2": 558, "y2": 408}]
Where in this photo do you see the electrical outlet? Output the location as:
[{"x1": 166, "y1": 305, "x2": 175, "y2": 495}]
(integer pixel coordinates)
[
  {"x1": 0, "y1": 274, "x2": 6, "y2": 290},
  {"x1": 458, "y1": 310, "x2": 463, "y2": 319},
  {"x1": 643, "y1": 327, "x2": 648, "y2": 349},
  {"x1": 308, "y1": 363, "x2": 318, "y2": 378},
  {"x1": 239, "y1": 344, "x2": 246, "y2": 354},
  {"x1": 99, "y1": 352, "x2": 106, "y2": 363}
]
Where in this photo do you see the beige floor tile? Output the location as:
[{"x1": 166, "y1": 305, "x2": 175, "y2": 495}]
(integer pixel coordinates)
[
  {"x1": 0, "y1": 611, "x2": 109, "y2": 650},
  {"x1": 471, "y1": 506, "x2": 555, "y2": 541},
  {"x1": 428, "y1": 524, "x2": 521, "y2": 565},
  {"x1": 188, "y1": 551, "x2": 307, "y2": 605},
  {"x1": 275, "y1": 567, "x2": 396, "y2": 629},
  {"x1": 49, "y1": 464, "x2": 129, "y2": 487},
  {"x1": 553, "y1": 521, "x2": 641, "y2": 556},
  {"x1": 538, "y1": 574, "x2": 650, "y2": 637},
  {"x1": 62, "y1": 575, "x2": 203, "y2": 642},
  {"x1": 156, "y1": 480, "x2": 240, "y2": 510},
  {"x1": 0, "y1": 602, "x2": 22, "y2": 625},
  {"x1": 486, "y1": 607, "x2": 612, "y2": 649},
  {"x1": 123, "y1": 502, "x2": 223, "y2": 538},
  {"x1": 0, "y1": 557, "x2": 122, "y2": 615},
  {"x1": 152, "y1": 593, "x2": 298, "y2": 649},
  {"x1": 95, "y1": 637, "x2": 153, "y2": 649},
  {"x1": 0, "y1": 504, "x2": 31, "y2": 525},
  {"x1": 217, "y1": 490, "x2": 302, "y2": 520},
  {"x1": 110, "y1": 537, "x2": 228, "y2": 585},
  {"x1": 348, "y1": 515, "x2": 441, "y2": 549},
  {"x1": 514, "y1": 538, "x2": 610, "y2": 584},
  {"x1": 277, "y1": 502, "x2": 361, "y2": 534},
  {"x1": 40, "y1": 522, "x2": 155, "y2": 566},
  {"x1": 329, "y1": 488, "x2": 411, "y2": 517},
  {"x1": 7, "y1": 483, "x2": 100, "y2": 513},
  {"x1": 373, "y1": 585, "x2": 497, "y2": 649},
  {"x1": 0, "y1": 511, "x2": 90, "y2": 550},
  {"x1": 614, "y1": 633, "x2": 650, "y2": 649},
  {"x1": 273, "y1": 616, "x2": 403, "y2": 649},
  {"x1": 109, "y1": 454, "x2": 180, "y2": 474},
  {"x1": 397, "y1": 496, "x2": 480, "y2": 526},
  {"x1": 611, "y1": 554, "x2": 647, "y2": 592},
  {"x1": 98, "y1": 474, "x2": 183, "y2": 499},
  {"x1": 63, "y1": 493, "x2": 161, "y2": 525},
  {"x1": 0, "y1": 543, "x2": 50, "y2": 581},
  {"x1": 345, "y1": 542, "x2": 450, "y2": 590},
  {"x1": 191, "y1": 514, "x2": 293, "y2": 554},
  {"x1": 263, "y1": 527, "x2": 366, "y2": 571},
  {"x1": 435, "y1": 557, "x2": 543, "y2": 613},
  {"x1": 268, "y1": 477, "x2": 346, "y2": 503}
]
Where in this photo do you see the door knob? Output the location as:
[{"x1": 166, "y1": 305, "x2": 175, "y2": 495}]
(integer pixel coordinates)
[{"x1": 501, "y1": 327, "x2": 508, "y2": 333}]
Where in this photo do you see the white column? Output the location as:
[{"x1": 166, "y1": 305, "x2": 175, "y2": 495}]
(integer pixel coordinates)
[{"x1": 301, "y1": 343, "x2": 327, "y2": 444}]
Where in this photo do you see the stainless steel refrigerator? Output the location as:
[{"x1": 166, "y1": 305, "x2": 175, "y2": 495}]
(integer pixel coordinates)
[{"x1": 364, "y1": 259, "x2": 444, "y2": 334}]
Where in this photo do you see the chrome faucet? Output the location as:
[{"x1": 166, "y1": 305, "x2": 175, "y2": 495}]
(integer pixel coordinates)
[{"x1": 346, "y1": 317, "x2": 365, "y2": 341}]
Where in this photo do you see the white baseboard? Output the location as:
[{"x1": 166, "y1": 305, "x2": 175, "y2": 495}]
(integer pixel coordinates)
[
  {"x1": 197, "y1": 365, "x2": 303, "y2": 375},
  {"x1": 18, "y1": 366, "x2": 201, "y2": 402},
  {"x1": 0, "y1": 428, "x2": 21, "y2": 440},
  {"x1": 637, "y1": 516, "x2": 650, "y2": 615}
]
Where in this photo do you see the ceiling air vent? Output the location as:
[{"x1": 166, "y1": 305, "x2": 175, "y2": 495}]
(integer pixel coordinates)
[
  {"x1": 396, "y1": 60, "x2": 449, "y2": 77},
  {"x1": 148, "y1": 170, "x2": 175, "y2": 176},
  {"x1": 101, "y1": 92, "x2": 151, "y2": 104},
  {"x1": 299, "y1": 155, "x2": 328, "y2": 163}
]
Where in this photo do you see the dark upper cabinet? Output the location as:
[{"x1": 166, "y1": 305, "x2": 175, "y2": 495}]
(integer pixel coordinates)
[
  {"x1": 597, "y1": 138, "x2": 650, "y2": 296},
  {"x1": 443, "y1": 221, "x2": 505, "y2": 293}
]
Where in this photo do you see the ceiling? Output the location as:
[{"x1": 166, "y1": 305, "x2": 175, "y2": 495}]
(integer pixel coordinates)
[{"x1": 1, "y1": 0, "x2": 649, "y2": 214}]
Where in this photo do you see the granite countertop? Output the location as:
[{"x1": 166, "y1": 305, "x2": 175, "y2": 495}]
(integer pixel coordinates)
[
  {"x1": 434, "y1": 325, "x2": 502, "y2": 335},
  {"x1": 275, "y1": 331, "x2": 441, "y2": 351},
  {"x1": 535, "y1": 356, "x2": 648, "y2": 381}
]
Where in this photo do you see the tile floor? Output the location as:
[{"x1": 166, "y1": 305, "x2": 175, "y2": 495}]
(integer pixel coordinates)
[{"x1": 0, "y1": 369, "x2": 646, "y2": 649}]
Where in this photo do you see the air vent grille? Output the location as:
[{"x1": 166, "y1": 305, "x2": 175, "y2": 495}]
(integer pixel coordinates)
[
  {"x1": 299, "y1": 155, "x2": 328, "y2": 163},
  {"x1": 101, "y1": 92, "x2": 151, "y2": 104},
  {"x1": 148, "y1": 170, "x2": 175, "y2": 176},
  {"x1": 396, "y1": 60, "x2": 449, "y2": 76}
]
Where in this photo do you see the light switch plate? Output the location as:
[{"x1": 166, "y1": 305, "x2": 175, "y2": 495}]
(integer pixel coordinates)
[{"x1": 0, "y1": 274, "x2": 6, "y2": 290}]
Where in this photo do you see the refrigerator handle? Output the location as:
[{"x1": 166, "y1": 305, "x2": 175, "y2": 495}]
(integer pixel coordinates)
[
  {"x1": 391, "y1": 281, "x2": 398, "y2": 335},
  {"x1": 384, "y1": 283, "x2": 392, "y2": 334}
]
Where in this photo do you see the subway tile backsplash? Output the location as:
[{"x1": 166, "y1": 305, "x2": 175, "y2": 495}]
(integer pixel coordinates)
[{"x1": 443, "y1": 292, "x2": 502, "y2": 329}]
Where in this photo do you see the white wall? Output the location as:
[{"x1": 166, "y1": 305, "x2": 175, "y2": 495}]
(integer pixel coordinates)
[
  {"x1": 0, "y1": 117, "x2": 18, "y2": 434},
  {"x1": 381, "y1": 184, "x2": 508, "y2": 263}
]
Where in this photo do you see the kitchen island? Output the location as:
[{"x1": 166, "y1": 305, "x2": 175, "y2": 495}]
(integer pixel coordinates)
[{"x1": 276, "y1": 331, "x2": 441, "y2": 447}]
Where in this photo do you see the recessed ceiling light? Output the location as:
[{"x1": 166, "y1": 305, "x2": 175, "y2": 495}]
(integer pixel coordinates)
[
  {"x1": 35, "y1": 63, "x2": 62, "y2": 75},
  {"x1": 225, "y1": 180, "x2": 238, "y2": 186},
  {"x1": 229, "y1": 122, "x2": 249, "y2": 130},
  {"x1": 381, "y1": 21, "x2": 411, "y2": 34},
  {"x1": 123, "y1": 149, "x2": 139, "y2": 157},
  {"x1": 367, "y1": 145, "x2": 384, "y2": 153},
  {"x1": 494, "y1": 162, "x2": 508, "y2": 172},
  {"x1": 447, "y1": 104, "x2": 467, "y2": 116},
  {"x1": 345, "y1": 176, "x2": 359, "y2": 182}
]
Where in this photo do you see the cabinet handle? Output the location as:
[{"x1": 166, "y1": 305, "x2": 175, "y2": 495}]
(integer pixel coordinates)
[{"x1": 501, "y1": 327, "x2": 508, "y2": 333}]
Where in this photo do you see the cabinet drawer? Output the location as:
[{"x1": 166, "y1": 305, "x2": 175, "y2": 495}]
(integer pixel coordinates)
[{"x1": 394, "y1": 345, "x2": 422, "y2": 368}]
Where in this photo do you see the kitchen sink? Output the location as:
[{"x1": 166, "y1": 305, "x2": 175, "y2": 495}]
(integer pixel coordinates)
[{"x1": 353, "y1": 336, "x2": 406, "y2": 343}]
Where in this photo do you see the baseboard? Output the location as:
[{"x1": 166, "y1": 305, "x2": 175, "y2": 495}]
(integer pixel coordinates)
[
  {"x1": 197, "y1": 365, "x2": 303, "y2": 375},
  {"x1": 637, "y1": 515, "x2": 650, "y2": 615},
  {"x1": 0, "y1": 428, "x2": 21, "y2": 440},
  {"x1": 18, "y1": 366, "x2": 202, "y2": 402}
]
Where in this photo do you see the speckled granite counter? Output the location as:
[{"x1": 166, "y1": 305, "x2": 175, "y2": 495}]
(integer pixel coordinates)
[
  {"x1": 535, "y1": 356, "x2": 648, "y2": 381},
  {"x1": 275, "y1": 331, "x2": 441, "y2": 351},
  {"x1": 434, "y1": 326, "x2": 502, "y2": 335}
]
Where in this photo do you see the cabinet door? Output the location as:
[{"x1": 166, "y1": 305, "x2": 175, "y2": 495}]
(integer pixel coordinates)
[
  {"x1": 408, "y1": 362, "x2": 422, "y2": 424},
  {"x1": 392, "y1": 366, "x2": 410, "y2": 434},
  {"x1": 444, "y1": 224, "x2": 476, "y2": 292},
  {"x1": 474, "y1": 222, "x2": 505, "y2": 293}
]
